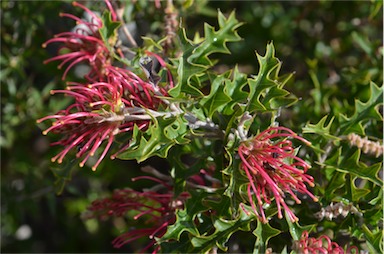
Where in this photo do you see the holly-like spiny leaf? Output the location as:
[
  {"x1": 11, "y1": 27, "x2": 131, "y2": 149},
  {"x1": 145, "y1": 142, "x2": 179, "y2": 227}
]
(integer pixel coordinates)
[
  {"x1": 222, "y1": 145, "x2": 250, "y2": 214},
  {"x1": 117, "y1": 115, "x2": 189, "y2": 162},
  {"x1": 169, "y1": 147, "x2": 212, "y2": 197},
  {"x1": 221, "y1": 66, "x2": 249, "y2": 115},
  {"x1": 169, "y1": 11, "x2": 242, "y2": 98},
  {"x1": 303, "y1": 115, "x2": 339, "y2": 140},
  {"x1": 98, "y1": 11, "x2": 130, "y2": 65},
  {"x1": 200, "y1": 73, "x2": 231, "y2": 118},
  {"x1": 168, "y1": 28, "x2": 208, "y2": 97},
  {"x1": 189, "y1": 11, "x2": 242, "y2": 66},
  {"x1": 190, "y1": 205, "x2": 254, "y2": 252},
  {"x1": 339, "y1": 82, "x2": 383, "y2": 136},
  {"x1": 322, "y1": 148, "x2": 382, "y2": 186},
  {"x1": 99, "y1": 11, "x2": 120, "y2": 44},
  {"x1": 161, "y1": 209, "x2": 200, "y2": 242},
  {"x1": 161, "y1": 189, "x2": 212, "y2": 242},
  {"x1": 252, "y1": 220, "x2": 281, "y2": 253},
  {"x1": 247, "y1": 42, "x2": 295, "y2": 113},
  {"x1": 348, "y1": 175, "x2": 371, "y2": 202}
]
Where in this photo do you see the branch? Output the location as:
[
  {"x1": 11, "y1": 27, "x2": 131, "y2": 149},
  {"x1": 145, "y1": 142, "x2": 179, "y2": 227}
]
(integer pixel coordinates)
[
  {"x1": 236, "y1": 111, "x2": 252, "y2": 141},
  {"x1": 115, "y1": 2, "x2": 138, "y2": 47}
]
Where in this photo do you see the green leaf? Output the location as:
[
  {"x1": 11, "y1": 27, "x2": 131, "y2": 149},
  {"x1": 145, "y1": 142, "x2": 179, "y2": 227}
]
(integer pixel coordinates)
[
  {"x1": 141, "y1": 36, "x2": 164, "y2": 51},
  {"x1": 222, "y1": 146, "x2": 250, "y2": 214},
  {"x1": 285, "y1": 215, "x2": 315, "y2": 241},
  {"x1": 324, "y1": 168, "x2": 346, "y2": 200},
  {"x1": 203, "y1": 194, "x2": 232, "y2": 219},
  {"x1": 322, "y1": 148, "x2": 382, "y2": 186},
  {"x1": 339, "y1": 82, "x2": 383, "y2": 135},
  {"x1": 253, "y1": 221, "x2": 281, "y2": 253},
  {"x1": 169, "y1": 11, "x2": 242, "y2": 98},
  {"x1": 351, "y1": 31, "x2": 372, "y2": 55},
  {"x1": 247, "y1": 42, "x2": 295, "y2": 113},
  {"x1": 303, "y1": 115, "x2": 340, "y2": 140},
  {"x1": 159, "y1": 232, "x2": 194, "y2": 253},
  {"x1": 169, "y1": 28, "x2": 207, "y2": 97},
  {"x1": 162, "y1": 209, "x2": 200, "y2": 241},
  {"x1": 117, "y1": 115, "x2": 189, "y2": 162},
  {"x1": 349, "y1": 176, "x2": 371, "y2": 202},
  {"x1": 98, "y1": 11, "x2": 133, "y2": 67},
  {"x1": 161, "y1": 193, "x2": 253, "y2": 253},
  {"x1": 161, "y1": 189, "x2": 211, "y2": 242},
  {"x1": 189, "y1": 11, "x2": 242, "y2": 66},
  {"x1": 340, "y1": 150, "x2": 382, "y2": 186},
  {"x1": 222, "y1": 66, "x2": 249, "y2": 115},
  {"x1": 190, "y1": 205, "x2": 253, "y2": 252},
  {"x1": 99, "y1": 11, "x2": 121, "y2": 44},
  {"x1": 361, "y1": 224, "x2": 383, "y2": 253},
  {"x1": 200, "y1": 74, "x2": 231, "y2": 117},
  {"x1": 98, "y1": 11, "x2": 120, "y2": 57},
  {"x1": 51, "y1": 159, "x2": 77, "y2": 195},
  {"x1": 169, "y1": 145, "x2": 211, "y2": 196},
  {"x1": 369, "y1": 187, "x2": 382, "y2": 205}
]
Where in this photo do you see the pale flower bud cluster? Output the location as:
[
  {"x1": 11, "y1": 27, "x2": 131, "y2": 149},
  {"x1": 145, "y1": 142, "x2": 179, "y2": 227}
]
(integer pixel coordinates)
[
  {"x1": 347, "y1": 133, "x2": 383, "y2": 157},
  {"x1": 314, "y1": 202, "x2": 362, "y2": 221}
]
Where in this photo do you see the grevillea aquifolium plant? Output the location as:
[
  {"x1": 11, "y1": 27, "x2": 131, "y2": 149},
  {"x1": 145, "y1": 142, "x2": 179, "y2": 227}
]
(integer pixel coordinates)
[{"x1": 37, "y1": 1, "x2": 383, "y2": 253}]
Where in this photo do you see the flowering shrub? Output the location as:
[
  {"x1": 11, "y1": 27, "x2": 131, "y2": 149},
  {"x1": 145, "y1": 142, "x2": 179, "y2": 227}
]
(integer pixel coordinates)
[{"x1": 34, "y1": 0, "x2": 382, "y2": 253}]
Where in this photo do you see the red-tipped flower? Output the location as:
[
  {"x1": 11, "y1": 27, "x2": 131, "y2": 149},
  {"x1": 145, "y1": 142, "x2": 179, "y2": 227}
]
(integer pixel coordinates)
[
  {"x1": 43, "y1": 1, "x2": 118, "y2": 80},
  {"x1": 238, "y1": 126, "x2": 317, "y2": 223},
  {"x1": 294, "y1": 231, "x2": 359, "y2": 254},
  {"x1": 86, "y1": 176, "x2": 189, "y2": 253},
  {"x1": 37, "y1": 67, "x2": 168, "y2": 171}
]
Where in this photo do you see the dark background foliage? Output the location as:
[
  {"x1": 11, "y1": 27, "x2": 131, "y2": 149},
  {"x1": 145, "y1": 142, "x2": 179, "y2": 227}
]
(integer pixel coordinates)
[{"x1": 1, "y1": 0, "x2": 382, "y2": 252}]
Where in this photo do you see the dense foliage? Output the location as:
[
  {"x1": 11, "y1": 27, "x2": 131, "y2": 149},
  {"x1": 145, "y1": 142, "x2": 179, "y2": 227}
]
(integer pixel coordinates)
[{"x1": 1, "y1": 1, "x2": 382, "y2": 253}]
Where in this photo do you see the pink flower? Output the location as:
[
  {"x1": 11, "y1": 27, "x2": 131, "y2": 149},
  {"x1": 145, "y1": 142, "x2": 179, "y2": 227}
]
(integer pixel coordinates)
[
  {"x1": 238, "y1": 126, "x2": 318, "y2": 223},
  {"x1": 37, "y1": 67, "x2": 167, "y2": 171},
  {"x1": 86, "y1": 176, "x2": 189, "y2": 253},
  {"x1": 43, "y1": 1, "x2": 118, "y2": 80},
  {"x1": 293, "y1": 231, "x2": 359, "y2": 254},
  {"x1": 105, "y1": 66, "x2": 168, "y2": 108}
]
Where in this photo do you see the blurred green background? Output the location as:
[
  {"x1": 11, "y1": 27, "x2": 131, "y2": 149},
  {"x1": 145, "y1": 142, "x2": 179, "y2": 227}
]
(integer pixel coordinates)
[{"x1": 1, "y1": 0, "x2": 382, "y2": 252}]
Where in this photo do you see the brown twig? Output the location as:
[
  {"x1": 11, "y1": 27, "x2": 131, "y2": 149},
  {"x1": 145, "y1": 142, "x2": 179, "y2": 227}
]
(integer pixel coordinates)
[{"x1": 113, "y1": 1, "x2": 138, "y2": 47}]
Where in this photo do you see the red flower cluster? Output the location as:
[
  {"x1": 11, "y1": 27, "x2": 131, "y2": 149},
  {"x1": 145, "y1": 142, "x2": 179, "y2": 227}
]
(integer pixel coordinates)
[
  {"x1": 238, "y1": 126, "x2": 318, "y2": 223},
  {"x1": 85, "y1": 176, "x2": 189, "y2": 253},
  {"x1": 43, "y1": 1, "x2": 118, "y2": 81},
  {"x1": 38, "y1": 1, "x2": 172, "y2": 170},
  {"x1": 294, "y1": 231, "x2": 359, "y2": 254},
  {"x1": 37, "y1": 67, "x2": 163, "y2": 170}
]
